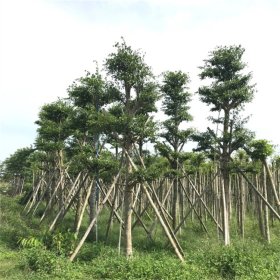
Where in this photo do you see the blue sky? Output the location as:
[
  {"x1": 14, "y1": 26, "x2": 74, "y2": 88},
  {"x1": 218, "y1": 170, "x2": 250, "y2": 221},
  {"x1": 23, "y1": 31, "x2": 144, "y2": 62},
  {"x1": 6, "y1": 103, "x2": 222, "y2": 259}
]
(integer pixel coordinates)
[{"x1": 0, "y1": 0, "x2": 280, "y2": 161}]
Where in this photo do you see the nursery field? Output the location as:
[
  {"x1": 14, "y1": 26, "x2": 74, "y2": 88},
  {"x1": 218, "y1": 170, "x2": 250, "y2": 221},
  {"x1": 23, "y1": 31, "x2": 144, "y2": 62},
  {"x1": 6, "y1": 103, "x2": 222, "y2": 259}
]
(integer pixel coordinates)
[{"x1": 1, "y1": 41, "x2": 280, "y2": 280}]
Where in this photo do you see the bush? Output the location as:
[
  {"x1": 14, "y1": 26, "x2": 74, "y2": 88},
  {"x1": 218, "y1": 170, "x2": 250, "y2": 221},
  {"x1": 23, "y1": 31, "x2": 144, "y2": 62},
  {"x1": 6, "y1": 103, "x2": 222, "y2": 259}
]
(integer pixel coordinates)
[
  {"x1": 19, "y1": 246, "x2": 87, "y2": 280},
  {"x1": 43, "y1": 230, "x2": 77, "y2": 256},
  {"x1": 206, "y1": 244, "x2": 280, "y2": 280},
  {"x1": 85, "y1": 250, "x2": 209, "y2": 280},
  {"x1": 24, "y1": 247, "x2": 59, "y2": 273}
]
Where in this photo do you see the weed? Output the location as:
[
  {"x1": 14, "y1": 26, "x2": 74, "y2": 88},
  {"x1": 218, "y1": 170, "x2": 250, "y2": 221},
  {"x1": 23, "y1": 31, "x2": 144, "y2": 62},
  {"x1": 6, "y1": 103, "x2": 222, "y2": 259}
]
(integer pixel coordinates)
[
  {"x1": 43, "y1": 230, "x2": 77, "y2": 256},
  {"x1": 18, "y1": 236, "x2": 44, "y2": 249}
]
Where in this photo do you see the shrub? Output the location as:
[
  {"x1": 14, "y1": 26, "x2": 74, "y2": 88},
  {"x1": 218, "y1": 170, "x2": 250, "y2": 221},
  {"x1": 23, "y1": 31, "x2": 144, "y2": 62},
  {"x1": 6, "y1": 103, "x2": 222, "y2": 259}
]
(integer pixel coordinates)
[
  {"x1": 43, "y1": 230, "x2": 77, "y2": 256},
  {"x1": 24, "y1": 247, "x2": 60, "y2": 273},
  {"x1": 206, "y1": 244, "x2": 280, "y2": 280}
]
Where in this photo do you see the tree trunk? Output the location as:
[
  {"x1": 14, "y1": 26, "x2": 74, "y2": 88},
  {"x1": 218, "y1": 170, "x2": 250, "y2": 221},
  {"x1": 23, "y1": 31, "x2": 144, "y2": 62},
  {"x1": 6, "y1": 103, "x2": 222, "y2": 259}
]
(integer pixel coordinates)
[
  {"x1": 172, "y1": 178, "x2": 178, "y2": 230},
  {"x1": 221, "y1": 182, "x2": 230, "y2": 245},
  {"x1": 221, "y1": 109, "x2": 231, "y2": 245},
  {"x1": 239, "y1": 174, "x2": 245, "y2": 238},
  {"x1": 123, "y1": 146, "x2": 133, "y2": 258},
  {"x1": 263, "y1": 160, "x2": 280, "y2": 207},
  {"x1": 262, "y1": 166, "x2": 271, "y2": 243}
]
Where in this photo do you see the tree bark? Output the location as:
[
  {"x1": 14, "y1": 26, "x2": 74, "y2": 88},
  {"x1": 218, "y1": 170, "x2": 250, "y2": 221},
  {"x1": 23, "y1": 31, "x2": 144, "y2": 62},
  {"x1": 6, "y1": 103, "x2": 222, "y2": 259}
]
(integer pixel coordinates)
[{"x1": 123, "y1": 145, "x2": 133, "y2": 258}]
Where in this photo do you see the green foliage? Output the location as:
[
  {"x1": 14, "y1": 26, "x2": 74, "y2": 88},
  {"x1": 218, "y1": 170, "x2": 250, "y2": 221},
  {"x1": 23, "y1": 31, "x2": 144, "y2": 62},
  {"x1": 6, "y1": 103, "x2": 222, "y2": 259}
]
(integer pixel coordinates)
[
  {"x1": 161, "y1": 70, "x2": 192, "y2": 121},
  {"x1": 1, "y1": 194, "x2": 280, "y2": 279},
  {"x1": 134, "y1": 81, "x2": 159, "y2": 114},
  {"x1": 18, "y1": 236, "x2": 43, "y2": 249},
  {"x1": 68, "y1": 70, "x2": 113, "y2": 109},
  {"x1": 159, "y1": 70, "x2": 193, "y2": 166},
  {"x1": 272, "y1": 155, "x2": 280, "y2": 168},
  {"x1": 0, "y1": 195, "x2": 38, "y2": 249},
  {"x1": 105, "y1": 38, "x2": 152, "y2": 91},
  {"x1": 196, "y1": 45, "x2": 255, "y2": 182},
  {"x1": 248, "y1": 139, "x2": 274, "y2": 161},
  {"x1": 42, "y1": 230, "x2": 77, "y2": 256},
  {"x1": 230, "y1": 124, "x2": 255, "y2": 154},
  {"x1": 68, "y1": 106, "x2": 100, "y2": 136},
  {"x1": 199, "y1": 45, "x2": 254, "y2": 112},
  {"x1": 23, "y1": 247, "x2": 69, "y2": 274},
  {"x1": 0, "y1": 247, "x2": 29, "y2": 280},
  {"x1": 89, "y1": 252, "x2": 191, "y2": 279},
  {"x1": 104, "y1": 112, "x2": 157, "y2": 143},
  {"x1": 129, "y1": 160, "x2": 167, "y2": 183},
  {"x1": 192, "y1": 130, "x2": 217, "y2": 154},
  {"x1": 2, "y1": 40, "x2": 280, "y2": 280},
  {"x1": 200, "y1": 45, "x2": 246, "y2": 81},
  {"x1": 69, "y1": 146, "x2": 118, "y2": 175},
  {"x1": 35, "y1": 100, "x2": 72, "y2": 153},
  {"x1": 104, "y1": 39, "x2": 158, "y2": 149},
  {"x1": 205, "y1": 243, "x2": 280, "y2": 279},
  {"x1": 1, "y1": 147, "x2": 35, "y2": 181},
  {"x1": 193, "y1": 124, "x2": 254, "y2": 160},
  {"x1": 231, "y1": 149, "x2": 261, "y2": 173},
  {"x1": 184, "y1": 152, "x2": 212, "y2": 173}
]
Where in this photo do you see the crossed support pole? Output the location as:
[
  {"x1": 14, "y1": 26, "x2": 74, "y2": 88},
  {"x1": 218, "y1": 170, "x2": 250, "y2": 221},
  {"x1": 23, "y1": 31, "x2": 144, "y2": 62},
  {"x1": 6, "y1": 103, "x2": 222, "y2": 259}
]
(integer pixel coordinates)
[
  {"x1": 24, "y1": 144, "x2": 280, "y2": 264},
  {"x1": 69, "y1": 148, "x2": 185, "y2": 262}
]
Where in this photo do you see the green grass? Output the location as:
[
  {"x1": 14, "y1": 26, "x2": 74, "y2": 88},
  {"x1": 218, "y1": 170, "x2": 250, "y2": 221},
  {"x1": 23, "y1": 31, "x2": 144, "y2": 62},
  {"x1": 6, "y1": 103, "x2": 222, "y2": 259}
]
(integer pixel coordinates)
[{"x1": 0, "y1": 192, "x2": 280, "y2": 279}]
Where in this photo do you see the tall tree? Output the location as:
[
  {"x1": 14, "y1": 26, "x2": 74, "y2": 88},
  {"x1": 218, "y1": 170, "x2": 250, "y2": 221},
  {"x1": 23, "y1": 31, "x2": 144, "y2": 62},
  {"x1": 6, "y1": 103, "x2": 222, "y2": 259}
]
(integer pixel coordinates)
[
  {"x1": 156, "y1": 70, "x2": 193, "y2": 229},
  {"x1": 105, "y1": 39, "x2": 158, "y2": 257},
  {"x1": 2, "y1": 147, "x2": 35, "y2": 195},
  {"x1": 248, "y1": 139, "x2": 280, "y2": 207},
  {"x1": 35, "y1": 100, "x2": 72, "y2": 207},
  {"x1": 196, "y1": 45, "x2": 255, "y2": 245},
  {"x1": 67, "y1": 69, "x2": 113, "y2": 233}
]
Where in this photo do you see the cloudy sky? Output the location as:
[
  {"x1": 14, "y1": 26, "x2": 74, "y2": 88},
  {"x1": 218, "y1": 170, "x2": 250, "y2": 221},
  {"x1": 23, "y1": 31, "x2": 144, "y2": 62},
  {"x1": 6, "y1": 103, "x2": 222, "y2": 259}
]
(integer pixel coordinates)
[{"x1": 0, "y1": 0, "x2": 279, "y2": 161}]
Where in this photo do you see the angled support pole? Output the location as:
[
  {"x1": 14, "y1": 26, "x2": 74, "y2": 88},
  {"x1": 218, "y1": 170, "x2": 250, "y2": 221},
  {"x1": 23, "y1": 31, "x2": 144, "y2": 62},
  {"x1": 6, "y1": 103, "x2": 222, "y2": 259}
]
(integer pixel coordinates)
[
  {"x1": 69, "y1": 170, "x2": 122, "y2": 262},
  {"x1": 125, "y1": 149, "x2": 185, "y2": 262},
  {"x1": 239, "y1": 170, "x2": 280, "y2": 221}
]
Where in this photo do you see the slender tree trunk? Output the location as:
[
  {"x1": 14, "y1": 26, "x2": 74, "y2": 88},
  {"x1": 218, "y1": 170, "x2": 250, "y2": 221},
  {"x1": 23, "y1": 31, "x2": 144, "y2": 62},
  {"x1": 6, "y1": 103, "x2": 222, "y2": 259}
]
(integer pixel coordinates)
[
  {"x1": 172, "y1": 178, "x2": 178, "y2": 230},
  {"x1": 74, "y1": 189, "x2": 83, "y2": 235},
  {"x1": 221, "y1": 184, "x2": 230, "y2": 245},
  {"x1": 75, "y1": 181, "x2": 93, "y2": 237},
  {"x1": 105, "y1": 185, "x2": 118, "y2": 242},
  {"x1": 253, "y1": 173, "x2": 263, "y2": 237},
  {"x1": 239, "y1": 174, "x2": 245, "y2": 238},
  {"x1": 123, "y1": 145, "x2": 133, "y2": 258},
  {"x1": 221, "y1": 109, "x2": 231, "y2": 246},
  {"x1": 70, "y1": 171, "x2": 121, "y2": 262},
  {"x1": 221, "y1": 168, "x2": 230, "y2": 246},
  {"x1": 240, "y1": 170, "x2": 280, "y2": 221},
  {"x1": 262, "y1": 166, "x2": 271, "y2": 243},
  {"x1": 263, "y1": 160, "x2": 280, "y2": 207}
]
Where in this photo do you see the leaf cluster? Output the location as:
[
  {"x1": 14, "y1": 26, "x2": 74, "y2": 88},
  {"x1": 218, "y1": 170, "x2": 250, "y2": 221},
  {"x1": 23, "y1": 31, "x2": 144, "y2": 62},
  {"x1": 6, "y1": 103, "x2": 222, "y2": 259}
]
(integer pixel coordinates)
[
  {"x1": 247, "y1": 139, "x2": 274, "y2": 161},
  {"x1": 199, "y1": 45, "x2": 254, "y2": 112},
  {"x1": 105, "y1": 39, "x2": 152, "y2": 92}
]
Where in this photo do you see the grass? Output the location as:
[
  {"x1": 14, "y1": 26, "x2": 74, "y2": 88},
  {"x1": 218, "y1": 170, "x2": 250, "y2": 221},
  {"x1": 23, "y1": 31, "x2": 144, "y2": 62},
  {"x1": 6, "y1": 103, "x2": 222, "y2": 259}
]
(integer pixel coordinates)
[{"x1": 0, "y1": 190, "x2": 280, "y2": 279}]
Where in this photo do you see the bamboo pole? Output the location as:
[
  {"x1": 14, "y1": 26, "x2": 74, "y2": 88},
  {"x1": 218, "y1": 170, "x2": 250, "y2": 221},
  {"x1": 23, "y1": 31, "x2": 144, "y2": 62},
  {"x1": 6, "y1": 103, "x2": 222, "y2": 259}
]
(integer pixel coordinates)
[
  {"x1": 240, "y1": 170, "x2": 280, "y2": 221},
  {"x1": 69, "y1": 170, "x2": 121, "y2": 262}
]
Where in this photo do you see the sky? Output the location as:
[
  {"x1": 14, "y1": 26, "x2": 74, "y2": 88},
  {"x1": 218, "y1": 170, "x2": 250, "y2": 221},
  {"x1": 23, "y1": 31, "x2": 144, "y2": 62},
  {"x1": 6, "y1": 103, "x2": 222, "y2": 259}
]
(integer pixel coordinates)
[{"x1": 0, "y1": 0, "x2": 280, "y2": 161}]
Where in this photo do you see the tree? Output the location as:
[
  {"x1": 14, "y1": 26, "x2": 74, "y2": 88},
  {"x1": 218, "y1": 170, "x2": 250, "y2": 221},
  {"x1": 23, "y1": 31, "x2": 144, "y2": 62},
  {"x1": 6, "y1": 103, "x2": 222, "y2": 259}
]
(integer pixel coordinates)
[
  {"x1": 67, "y1": 69, "x2": 114, "y2": 235},
  {"x1": 35, "y1": 100, "x2": 72, "y2": 157},
  {"x1": 2, "y1": 147, "x2": 35, "y2": 195},
  {"x1": 196, "y1": 45, "x2": 255, "y2": 245},
  {"x1": 248, "y1": 139, "x2": 280, "y2": 207},
  {"x1": 35, "y1": 100, "x2": 72, "y2": 208},
  {"x1": 156, "y1": 70, "x2": 193, "y2": 229},
  {"x1": 105, "y1": 39, "x2": 158, "y2": 257}
]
